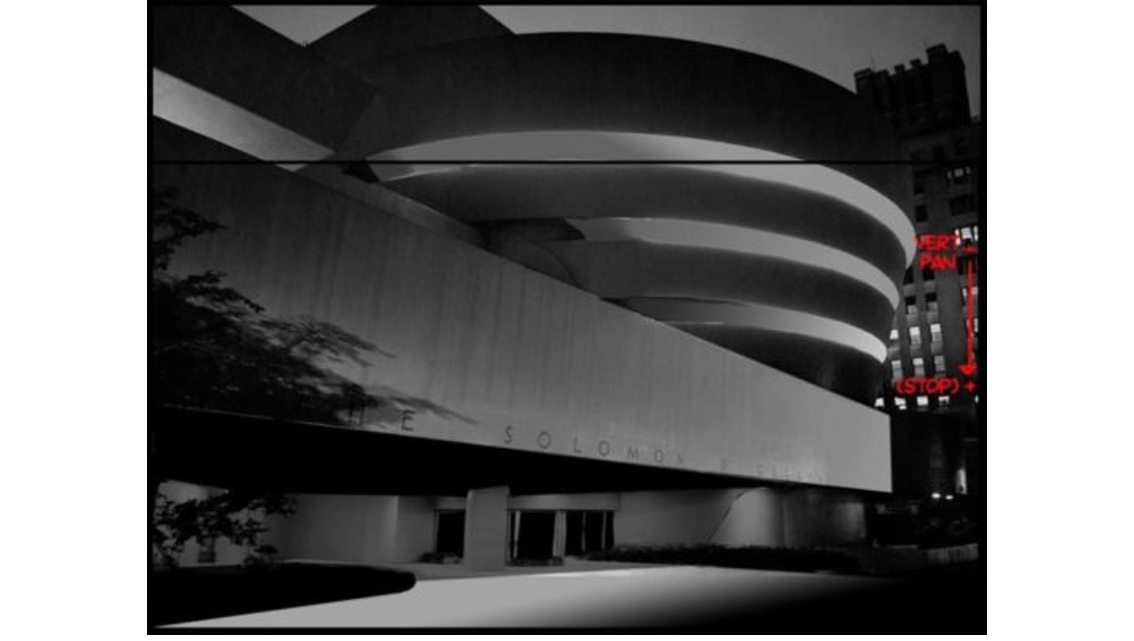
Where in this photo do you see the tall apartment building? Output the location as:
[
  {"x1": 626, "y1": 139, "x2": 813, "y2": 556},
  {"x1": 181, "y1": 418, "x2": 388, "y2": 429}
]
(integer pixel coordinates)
[{"x1": 855, "y1": 45, "x2": 983, "y2": 499}]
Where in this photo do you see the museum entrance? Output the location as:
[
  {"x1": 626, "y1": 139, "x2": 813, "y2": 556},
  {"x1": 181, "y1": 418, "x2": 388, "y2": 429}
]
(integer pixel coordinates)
[
  {"x1": 564, "y1": 510, "x2": 613, "y2": 556},
  {"x1": 508, "y1": 509, "x2": 615, "y2": 562},
  {"x1": 434, "y1": 510, "x2": 465, "y2": 557},
  {"x1": 509, "y1": 510, "x2": 556, "y2": 561}
]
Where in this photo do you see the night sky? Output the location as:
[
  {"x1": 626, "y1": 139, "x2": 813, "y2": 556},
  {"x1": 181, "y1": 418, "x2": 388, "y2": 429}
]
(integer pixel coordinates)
[{"x1": 235, "y1": 4, "x2": 982, "y2": 116}]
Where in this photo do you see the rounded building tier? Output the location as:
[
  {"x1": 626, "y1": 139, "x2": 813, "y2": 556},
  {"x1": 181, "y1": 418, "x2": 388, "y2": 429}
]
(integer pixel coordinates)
[{"x1": 334, "y1": 34, "x2": 916, "y2": 402}]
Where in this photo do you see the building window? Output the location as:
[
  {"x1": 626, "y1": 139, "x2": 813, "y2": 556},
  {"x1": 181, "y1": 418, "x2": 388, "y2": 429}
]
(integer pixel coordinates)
[
  {"x1": 891, "y1": 360, "x2": 903, "y2": 379},
  {"x1": 937, "y1": 395, "x2": 951, "y2": 407},
  {"x1": 921, "y1": 266, "x2": 935, "y2": 282},
  {"x1": 913, "y1": 356, "x2": 925, "y2": 377},
  {"x1": 961, "y1": 284, "x2": 980, "y2": 304},
  {"x1": 946, "y1": 166, "x2": 972, "y2": 187},
  {"x1": 874, "y1": 397, "x2": 885, "y2": 409},
  {"x1": 564, "y1": 511, "x2": 615, "y2": 556},
  {"x1": 916, "y1": 395, "x2": 929, "y2": 409},
  {"x1": 904, "y1": 269, "x2": 914, "y2": 284},
  {"x1": 895, "y1": 397, "x2": 907, "y2": 411},
  {"x1": 915, "y1": 205, "x2": 928, "y2": 222},
  {"x1": 955, "y1": 224, "x2": 980, "y2": 245},
  {"x1": 949, "y1": 194, "x2": 976, "y2": 216},
  {"x1": 889, "y1": 328, "x2": 899, "y2": 341},
  {"x1": 905, "y1": 295, "x2": 918, "y2": 315},
  {"x1": 913, "y1": 177, "x2": 925, "y2": 195},
  {"x1": 925, "y1": 292, "x2": 938, "y2": 312},
  {"x1": 930, "y1": 322, "x2": 943, "y2": 344},
  {"x1": 909, "y1": 326, "x2": 922, "y2": 349}
]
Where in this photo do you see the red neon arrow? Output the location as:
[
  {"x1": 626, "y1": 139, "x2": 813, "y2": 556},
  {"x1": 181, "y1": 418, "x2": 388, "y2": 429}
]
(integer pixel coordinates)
[{"x1": 959, "y1": 257, "x2": 978, "y2": 377}]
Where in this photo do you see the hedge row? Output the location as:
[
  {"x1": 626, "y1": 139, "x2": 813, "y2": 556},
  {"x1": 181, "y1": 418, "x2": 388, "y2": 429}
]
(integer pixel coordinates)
[{"x1": 584, "y1": 544, "x2": 861, "y2": 574}]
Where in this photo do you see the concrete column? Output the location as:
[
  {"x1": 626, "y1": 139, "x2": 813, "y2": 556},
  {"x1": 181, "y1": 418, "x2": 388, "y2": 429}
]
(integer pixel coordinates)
[
  {"x1": 463, "y1": 485, "x2": 510, "y2": 570},
  {"x1": 361, "y1": 496, "x2": 399, "y2": 565},
  {"x1": 552, "y1": 510, "x2": 567, "y2": 558}
]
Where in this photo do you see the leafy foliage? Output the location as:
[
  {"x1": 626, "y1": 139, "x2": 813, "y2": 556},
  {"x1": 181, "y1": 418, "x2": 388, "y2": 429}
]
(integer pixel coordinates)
[
  {"x1": 149, "y1": 187, "x2": 381, "y2": 424},
  {"x1": 149, "y1": 187, "x2": 384, "y2": 567},
  {"x1": 152, "y1": 490, "x2": 296, "y2": 568}
]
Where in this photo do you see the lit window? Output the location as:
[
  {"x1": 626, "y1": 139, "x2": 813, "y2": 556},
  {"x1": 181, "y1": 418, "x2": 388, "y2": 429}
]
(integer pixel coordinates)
[
  {"x1": 955, "y1": 225, "x2": 980, "y2": 247},
  {"x1": 962, "y1": 285, "x2": 980, "y2": 307},
  {"x1": 930, "y1": 323, "x2": 942, "y2": 343},
  {"x1": 946, "y1": 166, "x2": 972, "y2": 187},
  {"x1": 909, "y1": 326, "x2": 922, "y2": 348},
  {"x1": 895, "y1": 397, "x2": 907, "y2": 411},
  {"x1": 938, "y1": 395, "x2": 951, "y2": 407},
  {"x1": 916, "y1": 395, "x2": 929, "y2": 408},
  {"x1": 874, "y1": 397, "x2": 885, "y2": 409},
  {"x1": 934, "y1": 355, "x2": 946, "y2": 373},
  {"x1": 891, "y1": 360, "x2": 903, "y2": 379},
  {"x1": 913, "y1": 357, "x2": 926, "y2": 377},
  {"x1": 889, "y1": 328, "x2": 899, "y2": 341}
]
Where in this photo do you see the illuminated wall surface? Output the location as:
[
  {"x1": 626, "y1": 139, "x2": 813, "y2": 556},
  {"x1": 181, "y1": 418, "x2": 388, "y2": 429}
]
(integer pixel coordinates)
[{"x1": 152, "y1": 6, "x2": 913, "y2": 493}]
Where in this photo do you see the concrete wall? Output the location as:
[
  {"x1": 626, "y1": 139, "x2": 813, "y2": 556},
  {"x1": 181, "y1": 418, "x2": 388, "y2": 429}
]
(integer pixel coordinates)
[
  {"x1": 261, "y1": 494, "x2": 438, "y2": 564},
  {"x1": 153, "y1": 124, "x2": 891, "y2": 493},
  {"x1": 508, "y1": 493, "x2": 620, "y2": 512},
  {"x1": 617, "y1": 487, "x2": 866, "y2": 549},
  {"x1": 781, "y1": 488, "x2": 868, "y2": 547},
  {"x1": 616, "y1": 489, "x2": 786, "y2": 548},
  {"x1": 393, "y1": 496, "x2": 438, "y2": 562},
  {"x1": 267, "y1": 494, "x2": 395, "y2": 564},
  {"x1": 713, "y1": 489, "x2": 788, "y2": 547}
]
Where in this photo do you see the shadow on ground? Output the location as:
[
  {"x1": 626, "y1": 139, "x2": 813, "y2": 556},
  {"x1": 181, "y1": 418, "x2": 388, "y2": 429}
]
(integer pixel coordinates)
[{"x1": 149, "y1": 561, "x2": 415, "y2": 627}]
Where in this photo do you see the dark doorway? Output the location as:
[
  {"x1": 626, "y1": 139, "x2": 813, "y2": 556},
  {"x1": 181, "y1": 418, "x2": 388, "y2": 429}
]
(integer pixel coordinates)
[
  {"x1": 565, "y1": 510, "x2": 613, "y2": 555},
  {"x1": 435, "y1": 510, "x2": 465, "y2": 557},
  {"x1": 511, "y1": 511, "x2": 556, "y2": 560}
]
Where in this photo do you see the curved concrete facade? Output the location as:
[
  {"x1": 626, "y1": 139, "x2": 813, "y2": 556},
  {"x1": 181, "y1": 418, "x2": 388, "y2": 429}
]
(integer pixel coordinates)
[
  {"x1": 151, "y1": 8, "x2": 907, "y2": 571},
  {"x1": 152, "y1": 7, "x2": 913, "y2": 402},
  {"x1": 342, "y1": 37, "x2": 913, "y2": 402}
]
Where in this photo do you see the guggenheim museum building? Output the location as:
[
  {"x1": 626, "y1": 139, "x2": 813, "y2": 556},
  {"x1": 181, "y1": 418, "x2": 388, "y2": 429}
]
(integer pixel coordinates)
[{"x1": 151, "y1": 5, "x2": 916, "y2": 569}]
